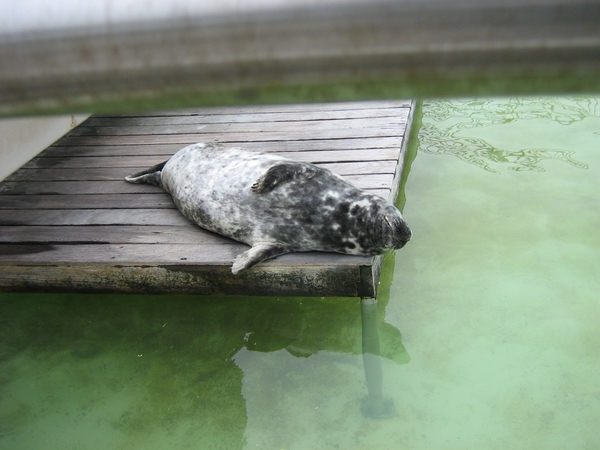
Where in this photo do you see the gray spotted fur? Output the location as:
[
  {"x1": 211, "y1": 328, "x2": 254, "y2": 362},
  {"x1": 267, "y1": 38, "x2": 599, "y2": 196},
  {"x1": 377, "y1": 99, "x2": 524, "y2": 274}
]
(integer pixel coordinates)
[{"x1": 125, "y1": 142, "x2": 411, "y2": 274}]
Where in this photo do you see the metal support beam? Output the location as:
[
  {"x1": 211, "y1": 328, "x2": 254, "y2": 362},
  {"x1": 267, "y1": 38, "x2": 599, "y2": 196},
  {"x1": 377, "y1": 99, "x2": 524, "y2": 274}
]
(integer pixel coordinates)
[{"x1": 2, "y1": 0, "x2": 600, "y2": 116}]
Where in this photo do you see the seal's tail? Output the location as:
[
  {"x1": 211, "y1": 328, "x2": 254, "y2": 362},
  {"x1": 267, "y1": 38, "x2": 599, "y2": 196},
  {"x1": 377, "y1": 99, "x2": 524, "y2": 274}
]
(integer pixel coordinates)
[{"x1": 124, "y1": 161, "x2": 168, "y2": 187}]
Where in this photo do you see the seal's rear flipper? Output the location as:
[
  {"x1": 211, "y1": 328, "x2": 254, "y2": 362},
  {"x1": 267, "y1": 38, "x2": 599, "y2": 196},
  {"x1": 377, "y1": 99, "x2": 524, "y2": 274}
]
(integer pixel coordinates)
[
  {"x1": 231, "y1": 242, "x2": 291, "y2": 275},
  {"x1": 125, "y1": 161, "x2": 168, "y2": 187}
]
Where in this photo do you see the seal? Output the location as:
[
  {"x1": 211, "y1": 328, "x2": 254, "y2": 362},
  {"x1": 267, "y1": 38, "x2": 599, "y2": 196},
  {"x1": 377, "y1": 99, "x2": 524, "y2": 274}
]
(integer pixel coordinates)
[{"x1": 125, "y1": 142, "x2": 411, "y2": 274}]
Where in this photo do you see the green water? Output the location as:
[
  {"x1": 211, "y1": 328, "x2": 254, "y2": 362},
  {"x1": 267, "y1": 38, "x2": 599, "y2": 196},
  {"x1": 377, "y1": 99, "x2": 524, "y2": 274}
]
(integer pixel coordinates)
[{"x1": 1, "y1": 97, "x2": 599, "y2": 449}]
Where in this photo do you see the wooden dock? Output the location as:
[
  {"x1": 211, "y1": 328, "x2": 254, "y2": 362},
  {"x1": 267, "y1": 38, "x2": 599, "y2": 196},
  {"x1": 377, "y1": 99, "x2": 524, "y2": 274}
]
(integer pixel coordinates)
[{"x1": 0, "y1": 100, "x2": 414, "y2": 298}]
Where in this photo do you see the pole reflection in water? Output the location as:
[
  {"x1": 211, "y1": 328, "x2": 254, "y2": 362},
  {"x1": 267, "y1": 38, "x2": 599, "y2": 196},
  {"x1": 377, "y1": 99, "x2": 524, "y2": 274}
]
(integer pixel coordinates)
[{"x1": 361, "y1": 297, "x2": 395, "y2": 419}]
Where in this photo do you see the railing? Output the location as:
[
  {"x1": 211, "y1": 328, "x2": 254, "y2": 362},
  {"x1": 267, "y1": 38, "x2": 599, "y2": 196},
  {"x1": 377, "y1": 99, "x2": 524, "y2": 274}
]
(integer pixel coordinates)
[{"x1": 1, "y1": 0, "x2": 599, "y2": 116}]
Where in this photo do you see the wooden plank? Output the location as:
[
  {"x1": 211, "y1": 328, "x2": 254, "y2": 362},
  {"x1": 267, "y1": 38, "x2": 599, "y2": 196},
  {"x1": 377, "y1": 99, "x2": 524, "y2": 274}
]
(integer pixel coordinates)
[
  {"x1": 84, "y1": 106, "x2": 410, "y2": 126},
  {"x1": 0, "y1": 264, "x2": 367, "y2": 297},
  {"x1": 0, "y1": 174, "x2": 394, "y2": 195},
  {"x1": 54, "y1": 128, "x2": 403, "y2": 146},
  {"x1": 0, "y1": 242, "x2": 371, "y2": 266},
  {"x1": 69, "y1": 117, "x2": 407, "y2": 137},
  {"x1": 92, "y1": 101, "x2": 412, "y2": 117},
  {"x1": 0, "y1": 225, "x2": 230, "y2": 245},
  {"x1": 324, "y1": 161, "x2": 396, "y2": 178},
  {"x1": 0, "y1": 209, "x2": 192, "y2": 226},
  {"x1": 0, "y1": 181, "x2": 162, "y2": 195},
  {"x1": 5, "y1": 168, "x2": 152, "y2": 182},
  {"x1": 46, "y1": 137, "x2": 402, "y2": 153},
  {"x1": 0, "y1": 193, "x2": 176, "y2": 210},
  {"x1": 7, "y1": 160, "x2": 396, "y2": 182},
  {"x1": 388, "y1": 99, "x2": 416, "y2": 204},
  {"x1": 26, "y1": 149, "x2": 402, "y2": 168}
]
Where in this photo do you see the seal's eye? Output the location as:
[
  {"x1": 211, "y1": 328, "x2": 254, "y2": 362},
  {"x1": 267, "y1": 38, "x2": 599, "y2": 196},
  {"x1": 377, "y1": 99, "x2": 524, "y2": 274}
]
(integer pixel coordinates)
[{"x1": 383, "y1": 215, "x2": 393, "y2": 230}]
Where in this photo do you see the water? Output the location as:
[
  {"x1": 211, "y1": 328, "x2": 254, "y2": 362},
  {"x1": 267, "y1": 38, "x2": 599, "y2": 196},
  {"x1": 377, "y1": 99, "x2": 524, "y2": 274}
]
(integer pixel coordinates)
[{"x1": 1, "y1": 97, "x2": 599, "y2": 449}]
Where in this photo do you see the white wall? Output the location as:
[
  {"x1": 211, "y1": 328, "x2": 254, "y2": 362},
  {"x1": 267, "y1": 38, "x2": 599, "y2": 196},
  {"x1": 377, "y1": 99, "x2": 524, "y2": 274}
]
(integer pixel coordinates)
[
  {"x1": 0, "y1": 114, "x2": 90, "y2": 182},
  {"x1": 1, "y1": 1, "x2": 336, "y2": 35}
]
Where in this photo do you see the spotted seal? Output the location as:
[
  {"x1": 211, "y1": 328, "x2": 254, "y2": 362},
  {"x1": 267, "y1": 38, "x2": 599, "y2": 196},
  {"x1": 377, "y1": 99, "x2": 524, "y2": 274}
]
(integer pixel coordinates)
[{"x1": 125, "y1": 142, "x2": 411, "y2": 274}]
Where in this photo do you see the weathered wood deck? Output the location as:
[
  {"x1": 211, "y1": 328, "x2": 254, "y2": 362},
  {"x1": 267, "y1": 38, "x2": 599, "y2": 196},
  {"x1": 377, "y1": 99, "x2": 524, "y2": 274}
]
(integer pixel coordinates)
[{"x1": 0, "y1": 100, "x2": 414, "y2": 297}]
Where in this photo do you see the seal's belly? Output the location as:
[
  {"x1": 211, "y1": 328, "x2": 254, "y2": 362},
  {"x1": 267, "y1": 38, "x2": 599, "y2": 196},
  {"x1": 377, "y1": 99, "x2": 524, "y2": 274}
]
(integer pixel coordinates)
[
  {"x1": 161, "y1": 144, "x2": 288, "y2": 244},
  {"x1": 160, "y1": 143, "x2": 360, "y2": 251}
]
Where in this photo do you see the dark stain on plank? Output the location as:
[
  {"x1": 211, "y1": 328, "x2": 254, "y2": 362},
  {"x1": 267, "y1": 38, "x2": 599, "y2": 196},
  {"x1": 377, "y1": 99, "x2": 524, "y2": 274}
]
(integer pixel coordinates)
[{"x1": 0, "y1": 244, "x2": 57, "y2": 255}]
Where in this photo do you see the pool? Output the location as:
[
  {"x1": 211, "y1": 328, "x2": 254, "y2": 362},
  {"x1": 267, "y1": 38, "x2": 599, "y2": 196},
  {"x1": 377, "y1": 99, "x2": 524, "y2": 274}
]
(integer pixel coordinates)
[{"x1": 1, "y1": 97, "x2": 599, "y2": 449}]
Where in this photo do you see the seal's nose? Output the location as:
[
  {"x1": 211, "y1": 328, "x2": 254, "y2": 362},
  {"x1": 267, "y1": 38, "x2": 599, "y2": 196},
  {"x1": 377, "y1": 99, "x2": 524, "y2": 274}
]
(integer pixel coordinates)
[{"x1": 394, "y1": 221, "x2": 412, "y2": 249}]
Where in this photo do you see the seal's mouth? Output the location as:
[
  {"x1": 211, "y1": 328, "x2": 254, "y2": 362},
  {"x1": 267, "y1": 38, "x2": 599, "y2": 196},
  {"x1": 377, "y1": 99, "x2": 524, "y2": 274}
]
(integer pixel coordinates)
[{"x1": 393, "y1": 236, "x2": 410, "y2": 250}]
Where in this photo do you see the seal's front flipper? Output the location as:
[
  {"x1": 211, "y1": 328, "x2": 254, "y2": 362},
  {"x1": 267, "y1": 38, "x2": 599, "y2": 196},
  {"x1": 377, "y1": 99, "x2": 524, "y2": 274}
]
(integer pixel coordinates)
[
  {"x1": 231, "y1": 242, "x2": 291, "y2": 275},
  {"x1": 252, "y1": 162, "x2": 318, "y2": 194},
  {"x1": 125, "y1": 160, "x2": 168, "y2": 187}
]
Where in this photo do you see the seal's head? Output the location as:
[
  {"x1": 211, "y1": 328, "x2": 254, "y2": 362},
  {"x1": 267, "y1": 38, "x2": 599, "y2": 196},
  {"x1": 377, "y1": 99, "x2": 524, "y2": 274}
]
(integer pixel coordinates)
[
  {"x1": 379, "y1": 205, "x2": 412, "y2": 251},
  {"x1": 339, "y1": 195, "x2": 411, "y2": 256}
]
